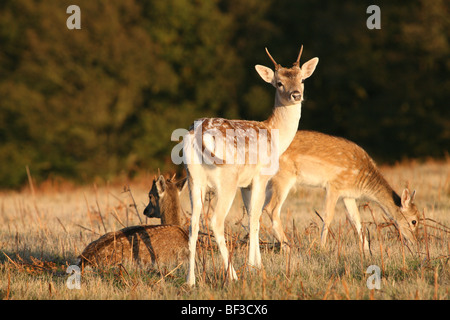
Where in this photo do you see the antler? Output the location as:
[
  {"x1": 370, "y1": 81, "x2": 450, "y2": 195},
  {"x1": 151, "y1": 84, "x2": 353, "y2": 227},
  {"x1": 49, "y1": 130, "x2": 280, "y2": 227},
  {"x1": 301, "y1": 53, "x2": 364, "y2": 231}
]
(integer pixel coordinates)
[
  {"x1": 265, "y1": 47, "x2": 280, "y2": 70},
  {"x1": 293, "y1": 45, "x2": 303, "y2": 67}
]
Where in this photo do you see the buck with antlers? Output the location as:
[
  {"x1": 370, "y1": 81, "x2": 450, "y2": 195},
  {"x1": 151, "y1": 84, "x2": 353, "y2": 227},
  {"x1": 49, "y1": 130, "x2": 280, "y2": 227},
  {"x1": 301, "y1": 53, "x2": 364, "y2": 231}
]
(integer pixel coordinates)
[
  {"x1": 180, "y1": 46, "x2": 319, "y2": 285},
  {"x1": 263, "y1": 130, "x2": 421, "y2": 251}
]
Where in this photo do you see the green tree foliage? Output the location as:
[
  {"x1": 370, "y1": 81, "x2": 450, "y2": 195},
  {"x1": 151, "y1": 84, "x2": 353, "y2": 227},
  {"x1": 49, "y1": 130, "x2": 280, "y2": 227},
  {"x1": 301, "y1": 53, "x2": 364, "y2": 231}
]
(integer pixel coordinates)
[{"x1": 0, "y1": 0, "x2": 448, "y2": 188}]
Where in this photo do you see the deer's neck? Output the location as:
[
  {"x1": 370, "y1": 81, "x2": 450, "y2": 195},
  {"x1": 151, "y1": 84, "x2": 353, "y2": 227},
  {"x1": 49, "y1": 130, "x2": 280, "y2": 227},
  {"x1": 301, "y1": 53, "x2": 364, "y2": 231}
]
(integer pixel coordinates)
[
  {"x1": 375, "y1": 191, "x2": 403, "y2": 223},
  {"x1": 264, "y1": 101, "x2": 302, "y2": 155},
  {"x1": 160, "y1": 191, "x2": 183, "y2": 226},
  {"x1": 366, "y1": 173, "x2": 402, "y2": 220}
]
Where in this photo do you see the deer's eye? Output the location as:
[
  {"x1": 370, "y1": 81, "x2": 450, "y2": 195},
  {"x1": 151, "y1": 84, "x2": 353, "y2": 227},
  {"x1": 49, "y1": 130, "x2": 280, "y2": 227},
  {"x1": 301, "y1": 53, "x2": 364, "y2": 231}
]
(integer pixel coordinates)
[
  {"x1": 411, "y1": 220, "x2": 417, "y2": 226},
  {"x1": 277, "y1": 81, "x2": 283, "y2": 88}
]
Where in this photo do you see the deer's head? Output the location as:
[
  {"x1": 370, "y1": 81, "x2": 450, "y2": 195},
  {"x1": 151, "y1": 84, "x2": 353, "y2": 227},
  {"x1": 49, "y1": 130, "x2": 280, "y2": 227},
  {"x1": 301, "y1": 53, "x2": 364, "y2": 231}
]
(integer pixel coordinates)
[
  {"x1": 396, "y1": 188, "x2": 420, "y2": 243},
  {"x1": 143, "y1": 174, "x2": 185, "y2": 224},
  {"x1": 255, "y1": 46, "x2": 319, "y2": 106}
]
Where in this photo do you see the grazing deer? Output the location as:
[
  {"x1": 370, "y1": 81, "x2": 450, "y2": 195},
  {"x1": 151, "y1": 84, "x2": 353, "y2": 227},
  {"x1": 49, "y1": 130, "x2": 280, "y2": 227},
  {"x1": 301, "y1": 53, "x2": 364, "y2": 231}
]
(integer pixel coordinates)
[
  {"x1": 182, "y1": 46, "x2": 319, "y2": 285},
  {"x1": 77, "y1": 176, "x2": 189, "y2": 268},
  {"x1": 263, "y1": 130, "x2": 420, "y2": 251}
]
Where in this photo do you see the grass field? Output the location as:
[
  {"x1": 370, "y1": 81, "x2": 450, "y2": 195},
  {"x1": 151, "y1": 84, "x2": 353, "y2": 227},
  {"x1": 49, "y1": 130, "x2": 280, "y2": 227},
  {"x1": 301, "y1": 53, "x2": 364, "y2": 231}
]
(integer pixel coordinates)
[{"x1": 0, "y1": 160, "x2": 449, "y2": 300}]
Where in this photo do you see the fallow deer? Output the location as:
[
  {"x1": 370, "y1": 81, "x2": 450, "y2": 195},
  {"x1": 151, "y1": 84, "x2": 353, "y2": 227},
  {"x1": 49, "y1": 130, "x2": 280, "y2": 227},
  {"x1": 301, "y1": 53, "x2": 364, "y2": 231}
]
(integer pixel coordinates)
[
  {"x1": 182, "y1": 46, "x2": 319, "y2": 285},
  {"x1": 143, "y1": 174, "x2": 187, "y2": 227},
  {"x1": 263, "y1": 130, "x2": 421, "y2": 251},
  {"x1": 77, "y1": 175, "x2": 189, "y2": 268}
]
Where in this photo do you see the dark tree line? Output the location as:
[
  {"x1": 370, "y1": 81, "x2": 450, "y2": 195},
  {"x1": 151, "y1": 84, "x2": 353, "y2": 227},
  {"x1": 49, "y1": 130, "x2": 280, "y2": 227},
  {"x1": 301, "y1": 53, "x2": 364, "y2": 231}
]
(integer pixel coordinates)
[{"x1": 0, "y1": 0, "x2": 448, "y2": 188}]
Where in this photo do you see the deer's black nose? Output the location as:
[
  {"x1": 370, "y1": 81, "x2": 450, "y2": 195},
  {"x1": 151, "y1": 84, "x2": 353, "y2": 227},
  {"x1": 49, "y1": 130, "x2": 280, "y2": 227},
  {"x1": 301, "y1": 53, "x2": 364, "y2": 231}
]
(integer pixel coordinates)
[
  {"x1": 291, "y1": 91, "x2": 302, "y2": 101},
  {"x1": 143, "y1": 206, "x2": 151, "y2": 217}
]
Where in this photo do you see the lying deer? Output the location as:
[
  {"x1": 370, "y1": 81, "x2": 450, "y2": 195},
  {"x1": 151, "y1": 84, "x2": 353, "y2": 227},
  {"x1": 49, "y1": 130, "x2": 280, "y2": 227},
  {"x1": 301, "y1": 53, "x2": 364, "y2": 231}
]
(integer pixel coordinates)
[
  {"x1": 77, "y1": 175, "x2": 188, "y2": 269},
  {"x1": 143, "y1": 174, "x2": 187, "y2": 227},
  {"x1": 263, "y1": 130, "x2": 421, "y2": 251}
]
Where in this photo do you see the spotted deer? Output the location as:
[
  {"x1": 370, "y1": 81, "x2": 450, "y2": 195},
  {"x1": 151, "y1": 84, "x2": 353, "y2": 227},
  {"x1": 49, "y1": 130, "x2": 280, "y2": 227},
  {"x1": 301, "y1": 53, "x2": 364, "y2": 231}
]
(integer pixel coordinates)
[
  {"x1": 77, "y1": 176, "x2": 189, "y2": 268},
  {"x1": 263, "y1": 130, "x2": 421, "y2": 251},
  {"x1": 183, "y1": 46, "x2": 319, "y2": 285}
]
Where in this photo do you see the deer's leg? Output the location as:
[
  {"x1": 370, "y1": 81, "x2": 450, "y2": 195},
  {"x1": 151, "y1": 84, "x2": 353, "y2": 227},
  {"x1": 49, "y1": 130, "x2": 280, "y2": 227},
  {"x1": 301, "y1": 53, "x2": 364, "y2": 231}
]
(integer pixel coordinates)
[
  {"x1": 210, "y1": 183, "x2": 238, "y2": 281},
  {"x1": 320, "y1": 187, "x2": 339, "y2": 248},
  {"x1": 186, "y1": 178, "x2": 206, "y2": 286},
  {"x1": 343, "y1": 198, "x2": 369, "y2": 251},
  {"x1": 248, "y1": 176, "x2": 270, "y2": 268},
  {"x1": 264, "y1": 176, "x2": 296, "y2": 252}
]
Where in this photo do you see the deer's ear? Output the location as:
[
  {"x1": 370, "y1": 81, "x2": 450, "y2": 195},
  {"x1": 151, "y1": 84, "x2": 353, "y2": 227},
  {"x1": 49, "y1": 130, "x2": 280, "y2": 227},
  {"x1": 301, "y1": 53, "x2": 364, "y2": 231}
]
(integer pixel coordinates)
[
  {"x1": 155, "y1": 175, "x2": 166, "y2": 195},
  {"x1": 255, "y1": 65, "x2": 275, "y2": 85},
  {"x1": 176, "y1": 178, "x2": 187, "y2": 195},
  {"x1": 401, "y1": 188, "x2": 414, "y2": 208},
  {"x1": 301, "y1": 57, "x2": 319, "y2": 79}
]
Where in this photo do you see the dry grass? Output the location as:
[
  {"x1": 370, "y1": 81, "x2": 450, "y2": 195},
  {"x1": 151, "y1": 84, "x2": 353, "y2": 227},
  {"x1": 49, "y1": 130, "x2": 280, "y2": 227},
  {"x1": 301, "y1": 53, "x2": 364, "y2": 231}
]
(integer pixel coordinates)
[{"x1": 0, "y1": 160, "x2": 449, "y2": 300}]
